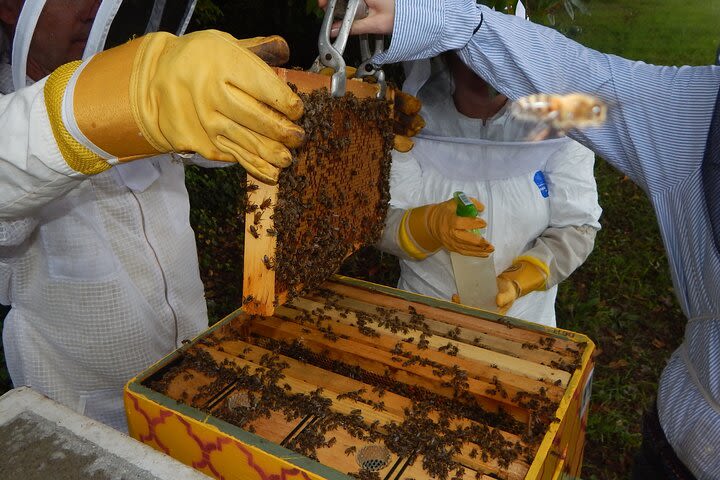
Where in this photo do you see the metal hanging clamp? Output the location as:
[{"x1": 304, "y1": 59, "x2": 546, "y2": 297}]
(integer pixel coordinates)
[
  {"x1": 355, "y1": 34, "x2": 387, "y2": 99},
  {"x1": 310, "y1": 0, "x2": 369, "y2": 97}
]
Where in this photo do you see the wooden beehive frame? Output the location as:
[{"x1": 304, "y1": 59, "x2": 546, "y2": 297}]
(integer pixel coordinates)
[
  {"x1": 144, "y1": 279, "x2": 592, "y2": 480},
  {"x1": 243, "y1": 69, "x2": 394, "y2": 317}
]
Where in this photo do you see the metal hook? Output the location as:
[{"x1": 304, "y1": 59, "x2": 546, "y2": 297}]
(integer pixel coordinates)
[
  {"x1": 355, "y1": 34, "x2": 387, "y2": 99},
  {"x1": 310, "y1": 0, "x2": 368, "y2": 97}
]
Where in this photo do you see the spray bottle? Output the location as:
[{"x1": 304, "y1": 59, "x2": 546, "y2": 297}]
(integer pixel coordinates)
[{"x1": 449, "y1": 192, "x2": 498, "y2": 311}]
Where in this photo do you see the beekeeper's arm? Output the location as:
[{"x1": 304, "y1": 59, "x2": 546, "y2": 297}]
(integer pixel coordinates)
[
  {"x1": 0, "y1": 31, "x2": 304, "y2": 221},
  {"x1": 378, "y1": 153, "x2": 493, "y2": 259},
  {"x1": 497, "y1": 141, "x2": 602, "y2": 308},
  {"x1": 363, "y1": 0, "x2": 720, "y2": 192}
]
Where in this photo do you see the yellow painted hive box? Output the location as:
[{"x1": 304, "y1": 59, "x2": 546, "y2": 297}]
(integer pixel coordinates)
[{"x1": 125, "y1": 276, "x2": 594, "y2": 480}]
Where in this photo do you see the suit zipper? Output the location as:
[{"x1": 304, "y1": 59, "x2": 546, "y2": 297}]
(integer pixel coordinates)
[{"x1": 128, "y1": 190, "x2": 180, "y2": 346}]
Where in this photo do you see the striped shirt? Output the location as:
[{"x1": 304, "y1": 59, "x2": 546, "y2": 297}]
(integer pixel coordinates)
[{"x1": 375, "y1": 2, "x2": 720, "y2": 478}]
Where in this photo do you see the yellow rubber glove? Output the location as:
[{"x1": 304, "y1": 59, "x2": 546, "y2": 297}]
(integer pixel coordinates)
[
  {"x1": 495, "y1": 258, "x2": 549, "y2": 309},
  {"x1": 398, "y1": 197, "x2": 493, "y2": 260},
  {"x1": 44, "y1": 30, "x2": 304, "y2": 184},
  {"x1": 319, "y1": 66, "x2": 359, "y2": 78},
  {"x1": 392, "y1": 89, "x2": 425, "y2": 153}
]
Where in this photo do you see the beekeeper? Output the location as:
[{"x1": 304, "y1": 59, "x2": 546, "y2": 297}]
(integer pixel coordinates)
[
  {"x1": 0, "y1": 0, "x2": 304, "y2": 430},
  {"x1": 378, "y1": 52, "x2": 602, "y2": 327}
]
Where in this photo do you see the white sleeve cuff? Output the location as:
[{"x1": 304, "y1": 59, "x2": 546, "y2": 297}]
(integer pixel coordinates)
[{"x1": 376, "y1": 207, "x2": 415, "y2": 260}]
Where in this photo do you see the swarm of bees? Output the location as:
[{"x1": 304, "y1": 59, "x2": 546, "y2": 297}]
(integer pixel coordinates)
[{"x1": 511, "y1": 93, "x2": 607, "y2": 140}]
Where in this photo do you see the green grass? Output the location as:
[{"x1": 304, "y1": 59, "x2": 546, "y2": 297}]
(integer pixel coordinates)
[{"x1": 560, "y1": 0, "x2": 719, "y2": 66}]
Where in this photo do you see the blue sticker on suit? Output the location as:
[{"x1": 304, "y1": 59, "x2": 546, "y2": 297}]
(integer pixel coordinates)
[{"x1": 534, "y1": 171, "x2": 549, "y2": 198}]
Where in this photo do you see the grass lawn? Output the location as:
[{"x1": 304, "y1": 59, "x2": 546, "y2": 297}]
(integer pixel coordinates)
[{"x1": 560, "y1": 0, "x2": 719, "y2": 66}]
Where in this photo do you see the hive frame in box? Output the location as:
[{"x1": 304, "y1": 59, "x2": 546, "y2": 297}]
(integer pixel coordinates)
[
  {"x1": 125, "y1": 275, "x2": 595, "y2": 480},
  {"x1": 243, "y1": 69, "x2": 394, "y2": 317}
]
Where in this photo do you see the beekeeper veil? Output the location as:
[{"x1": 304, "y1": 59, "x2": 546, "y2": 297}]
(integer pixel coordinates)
[
  {"x1": 401, "y1": 0, "x2": 530, "y2": 139},
  {"x1": 10, "y1": 0, "x2": 196, "y2": 91}
]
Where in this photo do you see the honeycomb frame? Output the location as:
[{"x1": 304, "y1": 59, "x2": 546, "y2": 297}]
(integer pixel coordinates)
[{"x1": 242, "y1": 69, "x2": 395, "y2": 316}]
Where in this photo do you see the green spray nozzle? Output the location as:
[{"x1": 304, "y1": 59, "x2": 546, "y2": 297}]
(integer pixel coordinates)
[
  {"x1": 453, "y1": 191, "x2": 484, "y2": 236},
  {"x1": 454, "y1": 191, "x2": 478, "y2": 217}
]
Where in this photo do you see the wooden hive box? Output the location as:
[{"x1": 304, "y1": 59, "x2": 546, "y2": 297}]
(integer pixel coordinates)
[
  {"x1": 125, "y1": 276, "x2": 595, "y2": 480},
  {"x1": 243, "y1": 69, "x2": 394, "y2": 316}
]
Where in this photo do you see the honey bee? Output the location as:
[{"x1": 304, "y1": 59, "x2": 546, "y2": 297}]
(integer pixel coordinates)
[
  {"x1": 511, "y1": 93, "x2": 607, "y2": 138},
  {"x1": 262, "y1": 255, "x2": 276, "y2": 270},
  {"x1": 248, "y1": 225, "x2": 260, "y2": 238}
]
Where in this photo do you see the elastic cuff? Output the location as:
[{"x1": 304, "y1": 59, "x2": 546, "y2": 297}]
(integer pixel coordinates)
[
  {"x1": 406, "y1": 205, "x2": 443, "y2": 253},
  {"x1": 514, "y1": 256, "x2": 549, "y2": 294},
  {"x1": 373, "y1": 0, "x2": 482, "y2": 64},
  {"x1": 398, "y1": 210, "x2": 430, "y2": 260},
  {"x1": 33, "y1": 79, "x2": 83, "y2": 178},
  {"x1": 516, "y1": 255, "x2": 550, "y2": 279},
  {"x1": 44, "y1": 61, "x2": 111, "y2": 175}
]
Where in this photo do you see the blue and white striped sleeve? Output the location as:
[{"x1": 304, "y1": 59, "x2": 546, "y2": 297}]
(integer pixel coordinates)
[
  {"x1": 373, "y1": 0, "x2": 482, "y2": 64},
  {"x1": 375, "y1": 0, "x2": 720, "y2": 193}
]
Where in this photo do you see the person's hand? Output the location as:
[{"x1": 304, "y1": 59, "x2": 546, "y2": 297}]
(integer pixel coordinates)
[
  {"x1": 392, "y1": 89, "x2": 424, "y2": 152},
  {"x1": 317, "y1": 0, "x2": 395, "y2": 35},
  {"x1": 44, "y1": 30, "x2": 304, "y2": 184},
  {"x1": 398, "y1": 197, "x2": 494, "y2": 260},
  {"x1": 495, "y1": 259, "x2": 548, "y2": 309}
]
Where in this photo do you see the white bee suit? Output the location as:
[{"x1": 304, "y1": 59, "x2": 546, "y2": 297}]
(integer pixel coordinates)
[
  {"x1": 378, "y1": 58, "x2": 602, "y2": 327},
  {"x1": 0, "y1": 0, "x2": 207, "y2": 431}
]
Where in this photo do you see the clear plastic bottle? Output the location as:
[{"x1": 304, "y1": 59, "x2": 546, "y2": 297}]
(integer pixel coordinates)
[{"x1": 450, "y1": 192, "x2": 498, "y2": 311}]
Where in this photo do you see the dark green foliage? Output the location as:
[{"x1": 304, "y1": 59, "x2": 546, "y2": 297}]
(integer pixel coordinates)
[
  {"x1": 185, "y1": 165, "x2": 248, "y2": 321},
  {"x1": 189, "y1": 0, "x2": 324, "y2": 69},
  {"x1": 193, "y1": 0, "x2": 224, "y2": 25}
]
